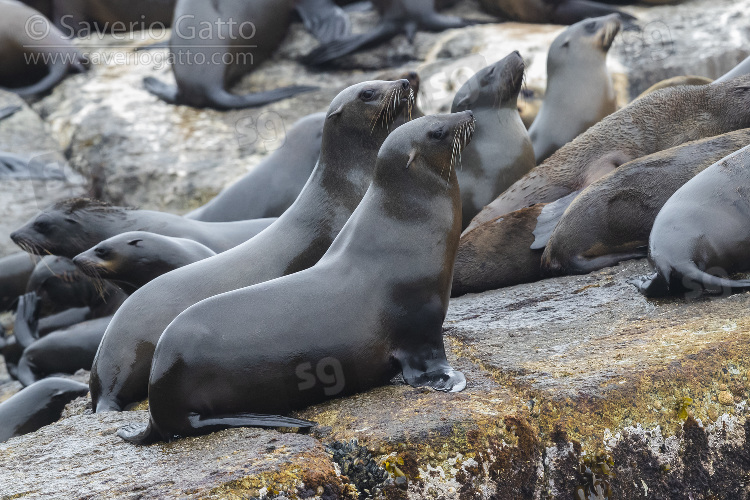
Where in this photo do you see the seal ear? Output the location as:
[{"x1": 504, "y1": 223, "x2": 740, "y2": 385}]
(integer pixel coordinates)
[
  {"x1": 327, "y1": 104, "x2": 345, "y2": 120},
  {"x1": 405, "y1": 149, "x2": 418, "y2": 170}
]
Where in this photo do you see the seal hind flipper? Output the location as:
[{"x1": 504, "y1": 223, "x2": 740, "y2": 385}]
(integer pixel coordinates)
[
  {"x1": 295, "y1": 0, "x2": 352, "y2": 43},
  {"x1": 118, "y1": 422, "x2": 162, "y2": 445},
  {"x1": 16, "y1": 356, "x2": 40, "y2": 387},
  {"x1": 202, "y1": 86, "x2": 319, "y2": 111},
  {"x1": 143, "y1": 77, "x2": 180, "y2": 104},
  {"x1": 302, "y1": 23, "x2": 399, "y2": 66},
  {"x1": 5, "y1": 58, "x2": 70, "y2": 97},
  {"x1": 398, "y1": 354, "x2": 467, "y2": 393},
  {"x1": 553, "y1": 1, "x2": 636, "y2": 25},
  {"x1": 632, "y1": 272, "x2": 669, "y2": 298},
  {"x1": 0, "y1": 105, "x2": 21, "y2": 121},
  {"x1": 531, "y1": 191, "x2": 581, "y2": 250},
  {"x1": 13, "y1": 292, "x2": 40, "y2": 350},
  {"x1": 186, "y1": 412, "x2": 316, "y2": 432}
]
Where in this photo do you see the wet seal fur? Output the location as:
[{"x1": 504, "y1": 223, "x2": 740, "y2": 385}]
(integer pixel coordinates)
[
  {"x1": 0, "y1": 0, "x2": 87, "y2": 97},
  {"x1": 11, "y1": 198, "x2": 275, "y2": 259},
  {"x1": 466, "y1": 75, "x2": 750, "y2": 231},
  {"x1": 636, "y1": 144, "x2": 750, "y2": 297},
  {"x1": 73, "y1": 232, "x2": 216, "y2": 295},
  {"x1": 143, "y1": 0, "x2": 317, "y2": 110},
  {"x1": 529, "y1": 15, "x2": 620, "y2": 163},
  {"x1": 541, "y1": 129, "x2": 750, "y2": 276},
  {"x1": 0, "y1": 377, "x2": 89, "y2": 443},
  {"x1": 451, "y1": 51, "x2": 535, "y2": 229},
  {"x1": 186, "y1": 113, "x2": 326, "y2": 222},
  {"x1": 91, "y1": 80, "x2": 415, "y2": 412},
  {"x1": 118, "y1": 111, "x2": 473, "y2": 444}
]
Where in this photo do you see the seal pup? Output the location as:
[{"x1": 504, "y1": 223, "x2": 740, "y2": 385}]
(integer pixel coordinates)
[
  {"x1": 465, "y1": 75, "x2": 750, "y2": 231},
  {"x1": 16, "y1": 316, "x2": 111, "y2": 386},
  {"x1": 713, "y1": 56, "x2": 750, "y2": 85},
  {"x1": 186, "y1": 113, "x2": 326, "y2": 222},
  {"x1": 529, "y1": 15, "x2": 621, "y2": 163},
  {"x1": 636, "y1": 145, "x2": 750, "y2": 297},
  {"x1": 303, "y1": 0, "x2": 476, "y2": 66},
  {"x1": 0, "y1": 377, "x2": 89, "y2": 443},
  {"x1": 143, "y1": 0, "x2": 317, "y2": 110},
  {"x1": 91, "y1": 80, "x2": 415, "y2": 412},
  {"x1": 0, "y1": 0, "x2": 87, "y2": 97},
  {"x1": 477, "y1": 0, "x2": 635, "y2": 24},
  {"x1": 11, "y1": 199, "x2": 276, "y2": 258},
  {"x1": 73, "y1": 232, "x2": 216, "y2": 294},
  {"x1": 451, "y1": 51, "x2": 535, "y2": 229},
  {"x1": 0, "y1": 252, "x2": 35, "y2": 313},
  {"x1": 541, "y1": 129, "x2": 750, "y2": 276},
  {"x1": 0, "y1": 105, "x2": 21, "y2": 122},
  {"x1": 118, "y1": 112, "x2": 473, "y2": 444}
]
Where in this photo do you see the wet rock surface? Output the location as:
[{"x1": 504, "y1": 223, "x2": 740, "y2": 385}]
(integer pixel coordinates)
[{"x1": 2, "y1": 0, "x2": 750, "y2": 497}]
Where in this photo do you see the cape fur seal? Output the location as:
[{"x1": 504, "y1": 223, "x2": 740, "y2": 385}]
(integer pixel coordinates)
[
  {"x1": 636, "y1": 145, "x2": 750, "y2": 297},
  {"x1": 0, "y1": 252, "x2": 35, "y2": 313},
  {"x1": 143, "y1": 0, "x2": 317, "y2": 110},
  {"x1": 91, "y1": 80, "x2": 414, "y2": 412},
  {"x1": 541, "y1": 129, "x2": 750, "y2": 276},
  {"x1": 0, "y1": 0, "x2": 87, "y2": 97},
  {"x1": 529, "y1": 15, "x2": 620, "y2": 163},
  {"x1": 186, "y1": 113, "x2": 326, "y2": 222},
  {"x1": 118, "y1": 111, "x2": 473, "y2": 444},
  {"x1": 477, "y1": 0, "x2": 635, "y2": 24},
  {"x1": 11, "y1": 198, "x2": 275, "y2": 259},
  {"x1": 0, "y1": 377, "x2": 89, "y2": 443},
  {"x1": 637, "y1": 76, "x2": 712, "y2": 99},
  {"x1": 466, "y1": 75, "x2": 750, "y2": 231},
  {"x1": 73, "y1": 232, "x2": 216, "y2": 294},
  {"x1": 451, "y1": 51, "x2": 535, "y2": 229},
  {"x1": 303, "y1": 0, "x2": 476, "y2": 66}
]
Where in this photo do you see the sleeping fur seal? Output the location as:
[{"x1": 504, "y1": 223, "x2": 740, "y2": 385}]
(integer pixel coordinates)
[
  {"x1": 11, "y1": 198, "x2": 275, "y2": 258},
  {"x1": 186, "y1": 113, "x2": 326, "y2": 222},
  {"x1": 118, "y1": 111, "x2": 473, "y2": 444},
  {"x1": 636, "y1": 145, "x2": 750, "y2": 298},
  {"x1": 143, "y1": 0, "x2": 317, "y2": 110},
  {"x1": 529, "y1": 15, "x2": 620, "y2": 163},
  {"x1": 466, "y1": 76, "x2": 750, "y2": 231},
  {"x1": 477, "y1": 0, "x2": 635, "y2": 24},
  {"x1": 0, "y1": 377, "x2": 89, "y2": 443},
  {"x1": 541, "y1": 129, "x2": 750, "y2": 276},
  {"x1": 451, "y1": 51, "x2": 535, "y2": 229},
  {"x1": 73, "y1": 232, "x2": 216, "y2": 294},
  {"x1": 0, "y1": 0, "x2": 87, "y2": 97},
  {"x1": 91, "y1": 80, "x2": 415, "y2": 412}
]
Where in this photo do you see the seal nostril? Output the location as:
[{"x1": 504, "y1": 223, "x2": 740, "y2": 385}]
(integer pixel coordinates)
[
  {"x1": 408, "y1": 72, "x2": 418, "y2": 80},
  {"x1": 400, "y1": 79, "x2": 410, "y2": 90}
]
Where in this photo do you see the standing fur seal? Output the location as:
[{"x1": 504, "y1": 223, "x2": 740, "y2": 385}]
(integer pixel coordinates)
[
  {"x1": 73, "y1": 232, "x2": 216, "y2": 294},
  {"x1": 0, "y1": 377, "x2": 89, "y2": 443},
  {"x1": 186, "y1": 113, "x2": 326, "y2": 222},
  {"x1": 303, "y1": 0, "x2": 476, "y2": 66},
  {"x1": 451, "y1": 51, "x2": 535, "y2": 229},
  {"x1": 91, "y1": 80, "x2": 414, "y2": 412},
  {"x1": 143, "y1": 0, "x2": 317, "y2": 110},
  {"x1": 0, "y1": 252, "x2": 35, "y2": 312},
  {"x1": 477, "y1": 0, "x2": 635, "y2": 24},
  {"x1": 541, "y1": 129, "x2": 750, "y2": 276},
  {"x1": 118, "y1": 112, "x2": 473, "y2": 444},
  {"x1": 0, "y1": 0, "x2": 87, "y2": 97},
  {"x1": 466, "y1": 76, "x2": 750, "y2": 231},
  {"x1": 529, "y1": 15, "x2": 620, "y2": 163},
  {"x1": 636, "y1": 145, "x2": 750, "y2": 297},
  {"x1": 11, "y1": 199, "x2": 275, "y2": 258}
]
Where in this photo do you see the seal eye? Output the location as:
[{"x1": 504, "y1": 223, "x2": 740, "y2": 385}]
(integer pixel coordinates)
[
  {"x1": 127, "y1": 239, "x2": 143, "y2": 248},
  {"x1": 585, "y1": 22, "x2": 597, "y2": 34},
  {"x1": 64, "y1": 218, "x2": 78, "y2": 225},
  {"x1": 430, "y1": 128, "x2": 445, "y2": 140},
  {"x1": 94, "y1": 246, "x2": 110, "y2": 259},
  {"x1": 33, "y1": 220, "x2": 51, "y2": 233},
  {"x1": 360, "y1": 89, "x2": 376, "y2": 101}
]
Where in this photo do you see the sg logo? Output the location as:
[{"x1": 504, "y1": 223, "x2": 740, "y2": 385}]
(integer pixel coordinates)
[{"x1": 296, "y1": 357, "x2": 346, "y2": 397}]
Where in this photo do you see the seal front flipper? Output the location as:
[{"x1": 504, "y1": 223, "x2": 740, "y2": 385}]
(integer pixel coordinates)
[
  {"x1": 186, "y1": 412, "x2": 316, "y2": 432},
  {"x1": 14, "y1": 292, "x2": 40, "y2": 350},
  {"x1": 302, "y1": 23, "x2": 398, "y2": 66},
  {"x1": 118, "y1": 422, "x2": 162, "y2": 445},
  {"x1": 397, "y1": 353, "x2": 467, "y2": 393},
  {"x1": 0, "y1": 105, "x2": 21, "y2": 122},
  {"x1": 531, "y1": 191, "x2": 581, "y2": 250},
  {"x1": 632, "y1": 272, "x2": 669, "y2": 298},
  {"x1": 295, "y1": 0, "x2": 351, "y2": 43},
  {"x1": 143, "y1": 77, "x2": 180, "y2": 104}
]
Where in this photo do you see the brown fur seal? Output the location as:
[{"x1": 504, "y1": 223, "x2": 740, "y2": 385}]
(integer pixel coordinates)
[
  {"x1": 376, "y1": 70, "x2": 425, "y2": 127},
  {"x1": 0, "y1": 0, "x2": 87, "y2": 97},
  {"x1": 452, "y1": 204, "x2": 545, "y2": 297},
  {"x1": 10, "y1": 198, "x2": 275, "y2": 258},
  {"x1": 637, "y1": 76, "x2": 712, "y2": 100},
  {"x1": 0, "y1": 377, "x2": 89, "y2": 443},
  {"x1": 451, "y1": 51, "x2": 535, "y2": 229},
  {"x1": 303, "y1": 0, "x2": 477, "y2": 66},
  {"x1": 118, "y1": 111, "x2": 473, "y2": 444},
  {"x1": 91, "y1": 80, "x2": 414, "y2": 412},
  {"x1": 636, "y1": 144, "x2": 750, "y2": 297},
  {"x1": 541, "y1": 129, "x2": 750, "y2": 276},
  {"x1": 0, "y1": 252, "x2": 35, "y2": 312},
  {"x1": 185, "y1": 113, "x2": 325, "y2": 222},
  {"x1": 466, "y1": 76, "x2": 750, "y2": 231},
  {"x1": 73, "y1": 231, "x2": 216, "y2": 294},
  {"x1": 529, "y1": 15, "x2": 620, "y2": 163},
  {"x1": 477, "y1": 0, "x2": 635, "y2": 24},
  {"x1": 143, "y1": 0, "x2": 317, "y2": 110}
]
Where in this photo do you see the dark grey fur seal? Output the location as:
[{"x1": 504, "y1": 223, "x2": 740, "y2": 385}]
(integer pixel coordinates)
[
  {"x1": 118, "y1": 111, "x2": 473, "y2": 444},
  {"x1": 0, "y1": 252, "x2": 35, "y2": 313},
  {"x1": 91, "y1": 80, "x2": 415, "y2": 412}
]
